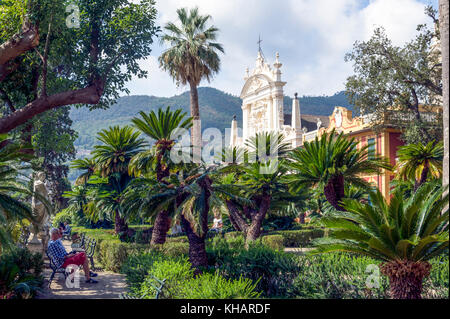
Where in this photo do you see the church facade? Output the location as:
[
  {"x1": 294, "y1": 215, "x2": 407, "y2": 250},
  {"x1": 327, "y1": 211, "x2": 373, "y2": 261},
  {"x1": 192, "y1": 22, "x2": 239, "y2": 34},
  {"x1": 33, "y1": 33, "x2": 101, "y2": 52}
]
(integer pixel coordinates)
[
  {"x1": 228, "y1": 50, "x2": 407, "y2": 201},
  {"x1": 229, "y1": 51, "x2": 328, "y2": 149}
]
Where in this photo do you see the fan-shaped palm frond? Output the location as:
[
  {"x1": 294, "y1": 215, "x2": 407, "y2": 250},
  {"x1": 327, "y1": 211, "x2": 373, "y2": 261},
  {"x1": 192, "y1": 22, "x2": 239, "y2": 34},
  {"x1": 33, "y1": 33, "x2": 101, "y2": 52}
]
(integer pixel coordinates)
[{"x1": 159, "y1": 7, "x2": 224, "y2": 87}]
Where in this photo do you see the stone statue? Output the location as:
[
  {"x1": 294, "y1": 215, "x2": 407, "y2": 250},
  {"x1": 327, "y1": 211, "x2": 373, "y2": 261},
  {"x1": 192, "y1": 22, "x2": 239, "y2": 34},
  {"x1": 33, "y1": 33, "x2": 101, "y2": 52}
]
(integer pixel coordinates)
[
  {"x1": 316, "y1": 118, "x2": 322, "y2": 130},
  {"x1": 29, "y1": 172, "x2": 51, "y2": 253}
]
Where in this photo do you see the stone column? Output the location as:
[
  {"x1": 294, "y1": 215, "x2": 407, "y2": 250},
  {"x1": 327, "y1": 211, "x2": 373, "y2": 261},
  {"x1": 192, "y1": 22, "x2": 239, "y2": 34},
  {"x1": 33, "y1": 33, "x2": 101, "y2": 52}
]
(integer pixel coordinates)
[
  {"x1": 242, "y1": 104, "x2": 250, "y2": 142},
  {"x1": 291, "y1": 93, "x2": 303, "y2": 148},
  {"x1": 268, "y1": 98, "x2": 274, "y2": 130},
  {"x1": 230, "y1": 116, "x2": 238, "y2": 147}
]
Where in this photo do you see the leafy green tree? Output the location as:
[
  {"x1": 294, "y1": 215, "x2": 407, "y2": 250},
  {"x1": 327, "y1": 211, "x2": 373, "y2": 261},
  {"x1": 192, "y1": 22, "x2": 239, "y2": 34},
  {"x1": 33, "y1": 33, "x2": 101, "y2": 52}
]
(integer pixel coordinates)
[
  {"x1": 312, "y1": 181, "x2": 449, "y2": 299},
  {"x1": 396, "y1": 141, "x2": 444, "y2": 191},
  {"x1": 130, "y1": 107, "x2": 192, "y2": 245},
  {"x1": 287, "y1": 130, "x2": 391, "y2": 211},
  {"x1": 0, "y1": 0, "x2": 159, "y2": 134},
  {"x1": 345, "y1": 6, "x2": 442, "y2": 144},
  {"x1": 32, "y1": 107, "x2": 77, "y2": 210},
  {"x1": 159, "y1": 7, "x2": 224, "y2": 152}
]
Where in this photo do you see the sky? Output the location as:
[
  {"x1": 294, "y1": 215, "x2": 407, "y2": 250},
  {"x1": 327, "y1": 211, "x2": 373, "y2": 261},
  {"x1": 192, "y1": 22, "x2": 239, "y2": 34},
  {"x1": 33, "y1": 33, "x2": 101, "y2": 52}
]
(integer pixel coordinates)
[{"x1": 125, "y1": 0, "x2": 438, "y2": 98}]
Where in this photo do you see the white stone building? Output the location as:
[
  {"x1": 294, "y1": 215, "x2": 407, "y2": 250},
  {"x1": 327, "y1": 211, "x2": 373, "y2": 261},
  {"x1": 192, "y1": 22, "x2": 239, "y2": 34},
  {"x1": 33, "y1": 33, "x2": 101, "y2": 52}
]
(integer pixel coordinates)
[{"x1": 229, "y1": 51, "x2": 329, "y2": 149}]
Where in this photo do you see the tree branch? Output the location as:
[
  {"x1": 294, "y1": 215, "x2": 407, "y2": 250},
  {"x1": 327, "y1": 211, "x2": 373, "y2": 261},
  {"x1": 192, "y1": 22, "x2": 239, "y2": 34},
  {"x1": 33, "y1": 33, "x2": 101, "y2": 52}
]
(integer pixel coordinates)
[
  {"x1": 0, "y1": 23, "x2": 39, "y2": 82},
  {"x1": 0, "y1": 84, "x2": 103, "y2": 134}
]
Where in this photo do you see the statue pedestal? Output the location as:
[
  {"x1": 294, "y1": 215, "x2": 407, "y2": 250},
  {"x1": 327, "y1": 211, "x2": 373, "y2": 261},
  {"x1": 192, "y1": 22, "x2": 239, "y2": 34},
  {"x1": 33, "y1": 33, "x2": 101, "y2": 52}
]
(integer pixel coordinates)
[{"x1": 29, "y1": 233, "x2": 41, "y2": 244}]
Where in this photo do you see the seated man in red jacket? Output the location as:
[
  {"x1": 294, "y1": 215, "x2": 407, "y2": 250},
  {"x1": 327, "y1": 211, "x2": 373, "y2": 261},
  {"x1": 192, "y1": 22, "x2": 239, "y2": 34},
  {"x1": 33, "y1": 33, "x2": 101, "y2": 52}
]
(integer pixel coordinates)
[{"x1": 47, "y1": 228, "x2": 98, "y2": 284}]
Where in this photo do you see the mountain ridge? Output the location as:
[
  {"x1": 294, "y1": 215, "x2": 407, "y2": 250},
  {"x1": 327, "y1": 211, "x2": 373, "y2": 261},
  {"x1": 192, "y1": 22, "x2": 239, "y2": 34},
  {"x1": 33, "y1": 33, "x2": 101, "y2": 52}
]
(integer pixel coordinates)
[{"x1": 70, "y1": 87, "x2": 353, "y2": 151}]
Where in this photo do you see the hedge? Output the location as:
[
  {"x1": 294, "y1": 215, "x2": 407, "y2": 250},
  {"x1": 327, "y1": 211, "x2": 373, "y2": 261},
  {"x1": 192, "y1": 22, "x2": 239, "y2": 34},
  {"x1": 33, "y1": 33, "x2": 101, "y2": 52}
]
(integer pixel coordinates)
[
  {"x1": 271, "y1": 229, "x2": 327, "y2": 247},
  {"x1": 71, "y1": 226, "x2": 189, "y2": 272},
  {"x1": 224, "y1": 228, "x2": 327, "y2": 248},
  {"x1": 261, "y1": 235, "x2": 284, "y2": 251}
]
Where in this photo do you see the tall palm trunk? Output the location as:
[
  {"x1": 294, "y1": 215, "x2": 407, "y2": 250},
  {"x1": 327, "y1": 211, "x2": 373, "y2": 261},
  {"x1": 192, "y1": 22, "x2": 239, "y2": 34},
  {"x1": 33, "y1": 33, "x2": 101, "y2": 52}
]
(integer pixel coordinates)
[
  {"x1": 324, "y1": 174, "x2": 345, "y2": 211},
  {"x1": 181, "y1": 176, "x2": 212, "y2": 274},
  {"x1": 150, "y1": 147, "x2": 172, "y2": 246},
  {"x1": 245, "y1": 195, "x2": 271, "y2": 245},
  {"x1": 440, "y1": 0, "x2": 449, "y2": 195},
  {"x1": 114, "y1": 211, "x2": 128, "y2": 234},
  {"x1": 380, "y1": 260, "x2": 431, "y2": 299},
  {"x1": 181, "y1": 214, "x2": 208, "y2": 274},
  {"x1": 189, "y1": 80, "x2": 202, "y2": 163},
  {"x1": 150, "y1": 210, "x2": 170, "y2": 245}
]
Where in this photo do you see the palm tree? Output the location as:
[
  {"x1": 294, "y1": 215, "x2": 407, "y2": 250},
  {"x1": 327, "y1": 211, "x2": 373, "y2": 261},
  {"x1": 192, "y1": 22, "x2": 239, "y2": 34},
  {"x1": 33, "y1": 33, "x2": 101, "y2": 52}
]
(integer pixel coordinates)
[
  {"x1": 396, "y1": 141, "x2": 443, "y2": 191},
  {"x1": 312, "y1": 181, "x2": 449, "y2": 299},
  {"x1": 91, "y1": 126, "x2": 146, "y2": 233},
  {"x1": 0, "y1": 135, "x2": 34, "y2": 251},
  {"x1": 84, "y1": 174, "x2": 127, "y2": 234},
  {"x1": 93, "y1": 126, "x2": 146, "y2": 178},
  {"x1": 159, "y1": 7, "x2": 224, "y2": 153},
  {"x1": 62, "y1": 185, "x2": 90, "y2": 227},
  {"x1": 131, "y1": 107, "x2": 192, "y2": 245},
  {"x1": 221, "y1": 132, "x2": 292, "y2": 244},
  {"x1": 70, "y1": 157, "x2": 97, "y2": 186},
  {"x1": 287, "y1": 130, "x2": 391, "y2": 211},
  {"x1": 124, "y1": 166, "x2": 218, "y2": 272}
]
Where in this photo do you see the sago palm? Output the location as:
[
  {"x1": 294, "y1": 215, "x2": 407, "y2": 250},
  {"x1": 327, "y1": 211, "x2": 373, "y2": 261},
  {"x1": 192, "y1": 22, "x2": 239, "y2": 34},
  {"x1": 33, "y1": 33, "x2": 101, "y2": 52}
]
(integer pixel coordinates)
[
  {"x1": 93, "y1": 126, "x2": 146, "y2": 178},
  {"x1": 396, "y1": 141, "x2": 443, "y2": 191},
  {"x1": 70, "y1": 157, "x2": 97, "y2": 186},
  {"x1": 124, "y1": 166, "x2": 218, "y2": 271},
  {"x1": 130, "y1": 107, "x2": 192, "y2": 179},
  {"x1": 312, "y1": 181, "x2": 449, "y2": 299},
  {"x1": 0, "y1": 135, "x2": 33, "y2": 251},
  {"x1": 159, "y1": 7, "x2": 224, "y2": 151},
  {"x1": 287, "y1": 130, "x2": 391, "y2": 211},
  {"x1": 130, "y1": 107, "x2": 192, "y2": 245}
]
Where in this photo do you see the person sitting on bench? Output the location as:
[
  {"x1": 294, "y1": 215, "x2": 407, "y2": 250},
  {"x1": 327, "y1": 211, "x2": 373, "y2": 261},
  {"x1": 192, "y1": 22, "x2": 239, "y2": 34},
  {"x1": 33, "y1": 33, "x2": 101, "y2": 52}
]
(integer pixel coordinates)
[
  {"x1": 47, "y1": 228, "x2": 98, "y2": 284},
  {"x1": 62, "y1": 222, "x2": 71, "y2": 237}
]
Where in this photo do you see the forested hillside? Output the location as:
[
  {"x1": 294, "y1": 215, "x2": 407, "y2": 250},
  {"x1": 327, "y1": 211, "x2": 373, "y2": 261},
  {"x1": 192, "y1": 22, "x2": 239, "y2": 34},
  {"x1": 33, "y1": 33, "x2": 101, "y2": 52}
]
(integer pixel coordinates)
[{"x1": 70, "y1": 87, "x2": 353, "y2": 151}]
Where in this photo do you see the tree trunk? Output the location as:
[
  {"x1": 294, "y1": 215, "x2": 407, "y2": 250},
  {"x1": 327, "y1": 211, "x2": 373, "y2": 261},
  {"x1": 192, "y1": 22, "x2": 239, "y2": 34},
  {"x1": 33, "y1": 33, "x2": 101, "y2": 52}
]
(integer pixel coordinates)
[
  {"x1": 114, "y1": 211, "x2": 128, "y2": 235},
  {"x1": 440, "y1": 0, "x2": 449, "y2": 199},
  {"x1": 180, "y1": 175, "x2": 212, "y2": 274},
  {"x1": 150, "y1": 210, "x2": 171, "y2": 245},
  {"x1": 189, "y1": 81, "x2": 201, "y2": 163},
  {"x1": 415, "y1": 161, "x2": 429, "y2": 191},
  {"x1": 181, "y1": 214, "x2": 208, "y2": 275},
  {"x1": 380, "y1": 260, "x2": 431, "y2": 299},
  {"x1": 245, "y1": 194, "x2": 271, "y2": 245},
  {"x1": 324, "y1": 174, "x2": 345, "y2": 211}
]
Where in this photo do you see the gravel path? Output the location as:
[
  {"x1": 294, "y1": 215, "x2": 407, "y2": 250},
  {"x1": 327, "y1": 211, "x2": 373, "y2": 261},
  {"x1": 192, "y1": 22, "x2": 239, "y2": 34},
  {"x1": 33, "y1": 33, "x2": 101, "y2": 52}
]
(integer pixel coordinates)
[{"x1": 35, "y1": 240, "x2": 128, "y2": 299}]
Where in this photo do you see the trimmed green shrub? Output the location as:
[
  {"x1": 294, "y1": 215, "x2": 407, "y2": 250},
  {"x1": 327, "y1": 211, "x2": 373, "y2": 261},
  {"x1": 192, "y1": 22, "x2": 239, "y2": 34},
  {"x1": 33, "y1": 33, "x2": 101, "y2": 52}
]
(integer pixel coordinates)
[
  {"x1": 95, "y1": 240, "x2": 148, "y2": 272},
  {"x1": 261, "y1": 235, "x2": 284, "y2": 251},
  {"x1": 272, "y1": 229, "x2": 326, "y2": 247},
  {"x1": 207, "y1": 238, "x2": 300, "y2": 297},
  {"x1": 287, "y1": 253, "x2": 448, "y2": 299},
  {"x1": 224, "y1": 231, "x2": 242, "y2": 240},
  {"x1": 178, "y1": 272, "x2": 262, "y2": 299},
  {"x1": 166, "y1": 236, "x2": 188, "y2": 243},
  {"x1": 138, "y1": 257, "x2": 194, "y2": 299}
]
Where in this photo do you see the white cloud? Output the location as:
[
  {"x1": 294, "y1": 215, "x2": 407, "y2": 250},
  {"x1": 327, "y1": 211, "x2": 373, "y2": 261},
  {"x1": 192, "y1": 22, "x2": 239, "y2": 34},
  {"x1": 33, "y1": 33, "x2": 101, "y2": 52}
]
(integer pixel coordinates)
[{"x1": 124, "y1": 0, "x2": 437, "y2": 98}]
